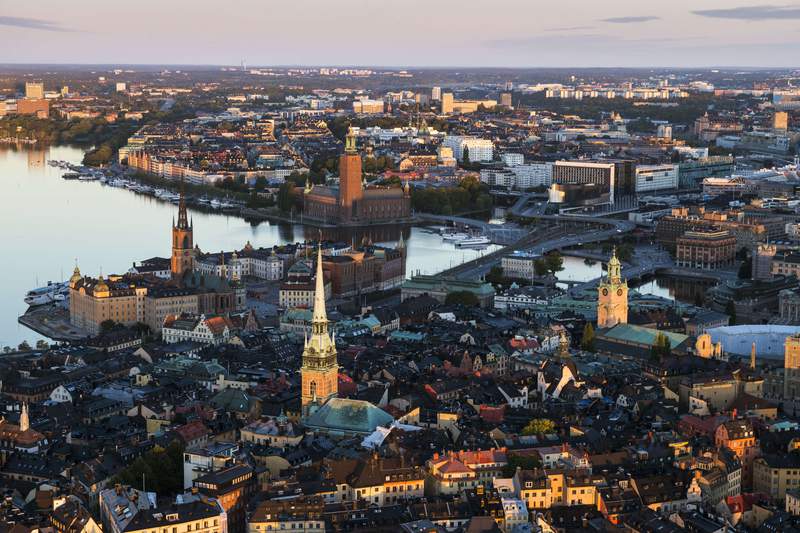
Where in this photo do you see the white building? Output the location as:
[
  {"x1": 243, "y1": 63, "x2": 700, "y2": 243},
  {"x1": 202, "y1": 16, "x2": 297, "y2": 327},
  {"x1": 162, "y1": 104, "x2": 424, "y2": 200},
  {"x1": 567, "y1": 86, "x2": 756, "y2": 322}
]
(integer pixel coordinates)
[
  {"x1": 635, "y1": 164, "x2": 679, "y2": 193},
  {"x1": 182, "y1": 442, "x2": 239, "y2": 490},
  {"x1": 501, "y1": 153, "x2": 525, "y2": 166},
  {"x1": 442, "y1": 135, "x2": 494, "y2": 162},
  {"x1": 162, "y1": 314, "x2": 233, "y2": 345},
  {"x1": 501, "y1": 251, "x2": 540, "y2": 280},
  {"x1": 480, "y1": 163, "x2": 552, "y2": 190}
]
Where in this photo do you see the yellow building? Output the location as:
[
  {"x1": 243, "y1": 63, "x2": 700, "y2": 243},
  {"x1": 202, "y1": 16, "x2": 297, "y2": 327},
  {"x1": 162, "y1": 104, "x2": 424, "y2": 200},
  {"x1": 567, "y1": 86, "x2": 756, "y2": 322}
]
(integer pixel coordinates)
[
  {"x1": 785, "y1": 334, "x2": 800, "y2": 400},
  {"x1": 69, "y1": 267, "x2": 147, "y2": 335},
  {"x1": 754, "y1": 454, "x2": 800, "y2": 501},
  {"x1": 597, "y1": 248, "x2": 628, "y2": 328},
  {"x1": 518, "y1": 469, "x2": 597, "y2": 510},
  {"x1": 301, "y1": 245, "x2": 338, "y2": 415}
]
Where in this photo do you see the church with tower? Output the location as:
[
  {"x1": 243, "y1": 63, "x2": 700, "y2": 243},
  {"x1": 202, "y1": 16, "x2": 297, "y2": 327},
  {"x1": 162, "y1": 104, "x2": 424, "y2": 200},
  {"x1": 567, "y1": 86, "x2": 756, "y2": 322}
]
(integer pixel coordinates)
[
  {"x1": 302, "y1": 129, "x2": 412, "y2": 225},
  {"x1": 171, "y1": 187, "x2": 194, "y2": 277},
  {"x1": 301, "y1": 245, "x2": 339, "y2": 414},
  {"x1": 299, "y1": 244, "x2": 395, "y2": 436},
  {"x1": 596, "y1": 248, "x2": 628, "y2": 329}
]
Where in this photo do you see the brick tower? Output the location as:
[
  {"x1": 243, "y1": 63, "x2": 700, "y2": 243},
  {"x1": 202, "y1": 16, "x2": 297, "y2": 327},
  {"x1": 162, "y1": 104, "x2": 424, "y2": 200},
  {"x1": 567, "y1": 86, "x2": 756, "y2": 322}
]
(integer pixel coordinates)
[
  {"x1": 338, "y1": 128, "x2": 363, "y2": 221},
  {"x1": 171, "y1": 182, "x2": 194, "y2": 277}
]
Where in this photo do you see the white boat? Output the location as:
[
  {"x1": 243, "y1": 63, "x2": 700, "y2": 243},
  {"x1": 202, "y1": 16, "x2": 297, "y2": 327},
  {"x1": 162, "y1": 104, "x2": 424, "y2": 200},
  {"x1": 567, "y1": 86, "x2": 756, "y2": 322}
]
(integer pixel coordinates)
[
  {"x1": 442, "y1": 232, "x2": 470, "y2": 242},
  {"x1": 24, "y1": 281, "x2": 68, "y2": 306},
  {"x1": 455, "y1": 236, "x2": 491, "y2": 248},
  {"x1": 210, "y1": 199, "x2": 223, "y2": 209}
]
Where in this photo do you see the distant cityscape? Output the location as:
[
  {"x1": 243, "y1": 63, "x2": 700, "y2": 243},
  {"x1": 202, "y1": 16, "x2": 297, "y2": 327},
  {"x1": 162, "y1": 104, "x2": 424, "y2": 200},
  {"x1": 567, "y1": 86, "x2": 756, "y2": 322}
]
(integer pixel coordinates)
[{"x1": 6, "y1": 63, "x2": 800, "y2": 533}]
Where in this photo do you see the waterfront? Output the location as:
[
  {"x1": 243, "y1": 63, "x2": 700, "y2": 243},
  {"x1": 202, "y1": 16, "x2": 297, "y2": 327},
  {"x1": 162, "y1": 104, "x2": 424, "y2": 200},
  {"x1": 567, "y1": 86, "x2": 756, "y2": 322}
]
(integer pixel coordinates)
[{"x1": 0, "y1": 145, "x2": 504, "y2": 348}]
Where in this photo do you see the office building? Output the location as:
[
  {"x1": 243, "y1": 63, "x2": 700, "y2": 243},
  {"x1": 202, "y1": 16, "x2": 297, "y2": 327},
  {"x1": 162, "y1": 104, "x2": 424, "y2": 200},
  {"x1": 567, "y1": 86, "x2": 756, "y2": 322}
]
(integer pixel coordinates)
[
  {"x1": 753, "y1": 243, "x2": 777, "y2": 282},
  {"x1": 774, "y1": 111, "x2": 789, "y2": 131},
  {"x1": 441, "y1": 92, "x2": 454, "y2": 114},
  {"x1": 676, "y1": 230, "x2": 736, "y2": 270},
  {"x1": 25, "y1": 82, "x2": 44, "y2": 99},
  {"x1": 431, "y1": 86, "x2": 442, "y2": 101},
  {"x1": 635, "y1": 164, "x2": 679, "y2": 193},
  {"x1": 552, "y1": 159, "x2": 635, "y2": 204},
  {"x1": 442, "y1": 135, "x2": 494, "y2": 162},
  {"x1": 500, "y1": 92, "x2": 512, "y2": 107}
]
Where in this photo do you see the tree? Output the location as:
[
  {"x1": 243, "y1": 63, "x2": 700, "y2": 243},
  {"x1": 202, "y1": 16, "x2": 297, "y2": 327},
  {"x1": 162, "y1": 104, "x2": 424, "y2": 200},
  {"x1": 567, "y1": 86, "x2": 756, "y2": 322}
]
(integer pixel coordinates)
[
  {"x1": 650, "y1": 332, "x2": 672, "y2": 361},
  {"x1": 17, "y1": 341, "x2": 31, "y2": 352},
  {"x1": 462, "y1": 146, "x2": 470, "y2": 166},
  {"x1": 277, "y1": 182, "x2": 296, "y2": 212},
  {"x1": 112, "y1": 441, "x2": 185, "y2": 496},
  {"x1": 544, "y1": 251, "x2": 564, "y2": 274},
  {"x1": 35, "y1": 340, "x2": 49, "y2": 350},
  {"x1": 485, "y1": 266, "x2": 505, "y2": 285},
  {"x1": 581, "y1": 322, "x2": 595, "y2": 352},
  {"x1": 725, "y1": 300, "x2": 737, "y2": 324},
  {"x1": 521, "y1": 418, "x2": 555, "y2": 436},
  {"x1": 445, "y1": 291, "x2": 480, "y2": 307},
  {"x1": 738, "y1": 259, "x2": 752, "y2": 280},
  {"x1": 501, "y1": 454, "x2": 542, "y2": 477},
  {"x1": 100, "y1": 319, "x2": 116, "y2": 333},
  {"x1": 534, "y1": 259, "x2": 549, "y2": 278}
]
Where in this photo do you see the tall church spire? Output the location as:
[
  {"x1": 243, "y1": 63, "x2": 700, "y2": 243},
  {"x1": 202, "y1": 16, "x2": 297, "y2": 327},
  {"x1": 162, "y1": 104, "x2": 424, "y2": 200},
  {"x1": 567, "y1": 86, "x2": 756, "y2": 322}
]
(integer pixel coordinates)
[
  {"x1": 177, "y1": 178, "x2": 190, "y2": 230},
  {"x1": 312, "y1": 243, "x2": 328, "y2": 326},
  {"x1": 607, "y1": 246, "x2": 621, "y2": 284},
  {"x1": 301, "y1": 242, "x2": 337, "y2": 415}
]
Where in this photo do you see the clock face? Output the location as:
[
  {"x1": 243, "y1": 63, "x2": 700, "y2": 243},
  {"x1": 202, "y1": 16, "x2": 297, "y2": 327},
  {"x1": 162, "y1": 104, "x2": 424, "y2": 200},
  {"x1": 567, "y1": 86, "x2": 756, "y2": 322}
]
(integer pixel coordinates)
[
  {"x1": 617, "y1": 288, "x2": 624, "y2": 296},
  {"x1": 602, "y1": 288, "x2": 608, "y2": 296}
]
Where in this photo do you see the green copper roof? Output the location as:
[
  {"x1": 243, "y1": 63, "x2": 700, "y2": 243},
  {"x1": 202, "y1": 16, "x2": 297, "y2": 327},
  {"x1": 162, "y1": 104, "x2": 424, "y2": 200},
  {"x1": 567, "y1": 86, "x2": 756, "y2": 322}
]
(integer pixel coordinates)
[
  {"x1": 305, "y1": 397, "x2": 393, "y2": 436},
  {"x1": 600, "y1": 323, "x2": 688, "y2": 348}
]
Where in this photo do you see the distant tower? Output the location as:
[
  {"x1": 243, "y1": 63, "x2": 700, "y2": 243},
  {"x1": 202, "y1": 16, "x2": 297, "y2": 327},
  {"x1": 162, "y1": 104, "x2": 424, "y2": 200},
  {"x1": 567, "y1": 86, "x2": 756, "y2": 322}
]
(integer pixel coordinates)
[
  {"x1": 558, "y1": 330, "x2": 570, "y2": 359},
  {"x1": 338, "y1": 128, "x2": 363, "y2": 221},
  {"x1": 597, "y1": 248, "x2": 628, "y2": 328},
  {"x1": 752, "y1": 243, "x2": 776, "y2": 282},
  {"x1": 19, "y1": 403, "x2": 29, "y2": 432},
  {"x1": 751, "y1": 342, "x2": 757, "y2": 370},
  {"x1": 171, "y1": 181, "x2": 194, "y2": 277},
  {"x1": 301, "y1": 245, "x2": 338, "y2": 415}
]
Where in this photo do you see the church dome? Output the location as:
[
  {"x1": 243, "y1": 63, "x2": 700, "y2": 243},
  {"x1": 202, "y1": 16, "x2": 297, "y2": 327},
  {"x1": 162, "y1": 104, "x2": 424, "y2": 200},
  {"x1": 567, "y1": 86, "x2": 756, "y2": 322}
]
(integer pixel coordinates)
[{"x1": 94, "y1": 275, "x2": 109, "y2": 295}]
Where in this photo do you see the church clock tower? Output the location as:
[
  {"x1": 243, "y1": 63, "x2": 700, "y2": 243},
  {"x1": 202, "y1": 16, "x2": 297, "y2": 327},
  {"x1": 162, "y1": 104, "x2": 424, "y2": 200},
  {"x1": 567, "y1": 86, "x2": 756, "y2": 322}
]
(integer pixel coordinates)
[
  {"x1": 171, "y1": 183, "x2": 194, "y2": 278},
  {"x1": 301, "y1": 245, "x2": 338, "y2": 415},
  {"x1": 597, "y1": 248, "x2": 628, "y2": 328}
]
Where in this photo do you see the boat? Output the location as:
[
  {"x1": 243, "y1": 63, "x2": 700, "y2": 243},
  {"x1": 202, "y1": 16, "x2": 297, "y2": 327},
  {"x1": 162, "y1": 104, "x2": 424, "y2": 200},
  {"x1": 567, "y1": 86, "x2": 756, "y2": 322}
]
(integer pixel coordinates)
[
  {"x1": 455, "y1": 236, "x2": 491, "y2": 248},
  {"x1": 78, "y1": 174, "x2": 99, "y2": 181},
  {"x1": 24, "y1": 281, "x2": 68, "y2": 306},
  {"x1": 442, "y1": 232, "x2": 470, "y2": 242},
  {"x1": 210, "y1": 199, "x2": 223, "y2": 209},
  {"x1": 62, "y1": 172, "x2": 80, "y2": 180}
]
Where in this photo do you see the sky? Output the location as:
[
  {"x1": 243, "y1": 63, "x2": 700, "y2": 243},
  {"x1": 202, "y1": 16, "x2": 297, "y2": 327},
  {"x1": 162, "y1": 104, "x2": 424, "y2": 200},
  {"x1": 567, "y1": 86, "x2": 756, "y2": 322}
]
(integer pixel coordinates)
[{"x1": 2, "y1": 0, "x2": 800, "y2": 68}]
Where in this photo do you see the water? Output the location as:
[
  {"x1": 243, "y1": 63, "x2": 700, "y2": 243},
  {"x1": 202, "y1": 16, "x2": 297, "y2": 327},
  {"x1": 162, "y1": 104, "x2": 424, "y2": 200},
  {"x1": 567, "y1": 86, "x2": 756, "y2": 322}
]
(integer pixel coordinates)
[{"x1": 0, "y1": 145, "x2": 499, "y2": 348}]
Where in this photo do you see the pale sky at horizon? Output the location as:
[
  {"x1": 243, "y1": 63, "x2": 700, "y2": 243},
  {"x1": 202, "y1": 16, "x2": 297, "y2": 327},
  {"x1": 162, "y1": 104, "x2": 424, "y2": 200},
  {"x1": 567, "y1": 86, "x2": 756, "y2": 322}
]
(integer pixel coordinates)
[{"x1": 3, "y1": 0, "x2": 800, "y2": 68}]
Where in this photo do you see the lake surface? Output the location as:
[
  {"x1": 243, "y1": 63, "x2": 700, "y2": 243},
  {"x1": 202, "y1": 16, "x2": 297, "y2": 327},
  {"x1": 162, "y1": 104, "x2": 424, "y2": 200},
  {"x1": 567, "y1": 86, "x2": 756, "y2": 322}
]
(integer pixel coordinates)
[{"x1": 0, "y1": 145, "x2": 500, "y2": 348}]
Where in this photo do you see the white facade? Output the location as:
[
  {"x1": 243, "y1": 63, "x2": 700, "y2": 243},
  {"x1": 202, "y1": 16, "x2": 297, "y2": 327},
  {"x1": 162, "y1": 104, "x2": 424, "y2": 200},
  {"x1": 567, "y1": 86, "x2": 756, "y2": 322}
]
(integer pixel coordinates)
[
  {"x1": 635, "y1": 164, "x2": 679, "y2": 193},
  {"x1": 162, "y1": 314, "x2": 231, "y2": 346},
  {"x1": 480, "y1": 163, "x2": 552, "y2": 190},
  {"x1": 442, "y1": 136, "x2": 494, "y2": 162},
  {"x1": 49, "y1": 385, "x2": 74, "y2": 404},
  {"x1": 501, "y1": 153, "x2": 525, "y2": 166},
  {"x1": 501, "y1": 252, "x2": 540, "y2": 280}
]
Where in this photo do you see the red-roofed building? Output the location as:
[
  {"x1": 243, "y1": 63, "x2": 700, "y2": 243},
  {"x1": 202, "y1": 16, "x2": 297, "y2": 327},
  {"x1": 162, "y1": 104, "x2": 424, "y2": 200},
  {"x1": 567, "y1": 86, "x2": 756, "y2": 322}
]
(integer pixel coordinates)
[
  {"x1": 427, "y1": 448, "x2": 508, "y2": 495},
  {"x1": 173, "y1": 420, "x2": 211, "y2": 448}
]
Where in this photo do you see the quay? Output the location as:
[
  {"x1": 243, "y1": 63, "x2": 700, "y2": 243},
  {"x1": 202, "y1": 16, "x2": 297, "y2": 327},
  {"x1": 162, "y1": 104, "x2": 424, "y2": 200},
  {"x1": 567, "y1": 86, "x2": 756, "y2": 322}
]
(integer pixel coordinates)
[{"x1": 18, "y1": 304, "x2": 88, "y2": 341}]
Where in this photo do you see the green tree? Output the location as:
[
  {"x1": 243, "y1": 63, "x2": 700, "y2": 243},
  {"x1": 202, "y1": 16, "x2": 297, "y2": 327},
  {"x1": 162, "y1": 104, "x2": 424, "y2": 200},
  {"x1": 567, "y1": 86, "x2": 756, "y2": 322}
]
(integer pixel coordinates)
[
  {"x1": 277, "y1": 182, "x2": 296, "y2": 212},
  {"x1": 485, "y1": 266, "x2": 506, "y2": 285},
  {"x1": 534, "y1": 259, "x2": 549, "y2": 277},
  {"x1": 545, "y1": 251, "x2": 564, "y2": 274},
  {"x1": 725, "y1": 300, "x2": 737, "y2": 324},
  {"x1": 112, "y1": 441, "x2": 185, "y2": 496},
  {"x1": 462, "y1": 146, "x2": 470, "y2": 166},
  {"x1": 35, "y1": 340, "x2": 49, "y2": 350},
  {"x1": 100, "y1": 319, "x2": 116, "y2": 333},
  {"x1": 650, "y1": 332, "x2": 672, "y2": 361},
  {"x1": 738, "y1": 259, "x2": 752, "y2": 279},
  {"x1": 445, "y1": 291, "x2": 480, "y2": 307},
  {"x1": 521, "y1": 418, "x2": 555, "y2": 436},
  {"x1": 581, "y1": 322, "x2": 595, "y2": 352},
  {"x1": 17, "y1": 341, "x2": 31, "y2": 352},
  {"x1": 501, "y1": 454, "x2": 542, "y2": 477}
]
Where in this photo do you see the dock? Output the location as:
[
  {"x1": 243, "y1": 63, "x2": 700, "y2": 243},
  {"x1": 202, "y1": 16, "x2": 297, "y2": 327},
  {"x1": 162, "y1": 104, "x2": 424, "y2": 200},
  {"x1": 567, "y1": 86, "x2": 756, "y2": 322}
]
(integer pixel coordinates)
[{"x1": 18, "y1": 304, "x2": 88, "y2": 341}]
